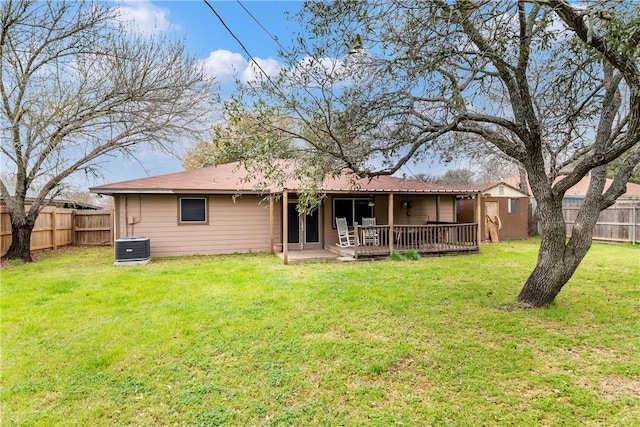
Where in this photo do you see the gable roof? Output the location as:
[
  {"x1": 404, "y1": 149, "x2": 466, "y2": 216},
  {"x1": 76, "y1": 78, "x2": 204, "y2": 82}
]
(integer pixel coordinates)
[
  {"x1": 464, "y1": 181, "x2": 528, "y2": 196},
  {"x1": 90, "y1": 161, "x2": 479, "y2": 196}
]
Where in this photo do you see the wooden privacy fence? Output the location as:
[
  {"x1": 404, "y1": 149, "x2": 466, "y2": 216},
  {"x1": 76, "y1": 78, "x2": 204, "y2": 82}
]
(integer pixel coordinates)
[
  {"x1": 0, "y1": 207, "x2": 113, "y2": 256},
  {"x1": 563, "y1": 204, "x2": 639, "y2": 244}
]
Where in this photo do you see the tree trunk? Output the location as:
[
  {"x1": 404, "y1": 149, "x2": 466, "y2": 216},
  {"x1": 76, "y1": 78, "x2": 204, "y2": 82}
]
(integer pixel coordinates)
[
  {"x1": 3, "y1": 215, "x2": 35, "y2": 262},
  {"x1": 517, "y1": 188, "x2": 601, "y2": 307},
  {"x1": 517, "y1": 226, "x2": 595, "y2": 307},
  {"x1": 517, "y1": 250, "x2": 578, "y2": 307}
]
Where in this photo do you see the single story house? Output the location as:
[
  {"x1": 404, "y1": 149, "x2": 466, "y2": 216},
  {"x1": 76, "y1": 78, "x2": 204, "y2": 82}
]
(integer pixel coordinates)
[
  {"x1": 90, "y1": 162, "x2": 482, "y2": 262},
  {"x1": 458, "y1": 181, "x2": 530, "y2": 241}
]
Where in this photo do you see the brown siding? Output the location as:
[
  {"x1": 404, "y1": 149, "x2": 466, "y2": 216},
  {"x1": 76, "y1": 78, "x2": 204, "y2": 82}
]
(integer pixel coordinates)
[
  {"x1": 111, "y1": 192, "x2": 468, "y2": 257},
  {"x1": 393, "y1": 195, "x2": 455, "y2": 224},
  {"x1": 114, "y1": 194, "x2": 282, "y2": 257},
  {"x1": 459, "y1": 196, "x2": 529, "y2": 240}
]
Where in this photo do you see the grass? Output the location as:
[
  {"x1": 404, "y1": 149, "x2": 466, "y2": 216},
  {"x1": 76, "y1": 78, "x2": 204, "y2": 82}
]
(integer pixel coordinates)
[{"x1": 1, "y1": 240, "x2": 639, "y2": 426}]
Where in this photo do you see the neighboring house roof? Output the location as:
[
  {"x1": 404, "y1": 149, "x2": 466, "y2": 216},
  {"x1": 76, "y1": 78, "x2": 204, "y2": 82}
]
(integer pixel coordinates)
[
  {"x1": 563, "y1": 175, "x2": 640, "y2": 199},
  {"x1": 499, "y1": 174, "x2": 640, "y2": 199},
  {"x1": 90, "y1": 161, "x2": 479, "y2": 195},
  {"x1": 0, "y1": 197, "x2": 103, "y2": 210},
  {"x1": 464, "y1": 181, "x2": 528, "y2": 197}
]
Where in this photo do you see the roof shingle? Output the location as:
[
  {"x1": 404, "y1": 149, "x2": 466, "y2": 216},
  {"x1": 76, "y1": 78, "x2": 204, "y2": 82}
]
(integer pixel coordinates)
[{"x1": 90, "y1": 161, "x2": 479, "y2": 195}]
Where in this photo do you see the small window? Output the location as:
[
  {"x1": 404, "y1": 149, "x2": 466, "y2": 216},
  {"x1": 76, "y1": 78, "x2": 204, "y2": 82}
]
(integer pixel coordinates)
[
  {"x1": 179, "y1": 197, "x2": 207, "y2": 223},
  {"x1": 508, "y1": 198, "x2": 520, "y2": 213}
]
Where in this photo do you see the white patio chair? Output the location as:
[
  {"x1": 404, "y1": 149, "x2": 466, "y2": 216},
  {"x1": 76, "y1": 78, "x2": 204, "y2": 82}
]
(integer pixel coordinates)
[
  {"x1": 361, "y1": 217, "x2": 379, "y2": 246},
  {"x1": 336, "y1": 217, "x2": 355, "y2": 247}
]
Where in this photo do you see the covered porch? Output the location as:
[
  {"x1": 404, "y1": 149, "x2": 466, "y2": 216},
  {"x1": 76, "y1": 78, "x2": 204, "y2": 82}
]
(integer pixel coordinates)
[
  {"x1": 328, "y1": 222, "x2": 479, "y2": 258},
  {"x1": 273, "y1": 190, "x2": 482, "y2": 264}
]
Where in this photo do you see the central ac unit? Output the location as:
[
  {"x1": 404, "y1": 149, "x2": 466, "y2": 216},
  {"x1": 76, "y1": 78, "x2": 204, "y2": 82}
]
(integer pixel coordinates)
[{"x1": 115, "y1": 237, "x2": 150, "y2": 265}]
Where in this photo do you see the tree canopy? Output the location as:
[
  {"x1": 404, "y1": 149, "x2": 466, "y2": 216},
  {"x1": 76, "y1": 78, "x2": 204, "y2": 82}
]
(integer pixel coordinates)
[
  {"x1": 1, "y1": 0, "x2": 215, "y2": 261},
  {"x1": 181, "y1": 114, "x2": 295, "y2": 170},
  {"x1": 224, "y1": 0, "x2": 640, "y2": 306}
]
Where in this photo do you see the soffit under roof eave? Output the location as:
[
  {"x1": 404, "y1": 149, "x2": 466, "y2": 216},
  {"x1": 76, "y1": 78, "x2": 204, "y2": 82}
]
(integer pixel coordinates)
[
  {"x1": 91, "y1": 187, "x2": 480, "y2": 196},
  {"x1": 318, "y1": 189, "x2": 481, "y2": 195},
  {"x1": 90, "y1": 188, "x2": 277, "y2": 196},
  {"x1": 89, "y1": 188, "x2": 175, "y2": 195}
]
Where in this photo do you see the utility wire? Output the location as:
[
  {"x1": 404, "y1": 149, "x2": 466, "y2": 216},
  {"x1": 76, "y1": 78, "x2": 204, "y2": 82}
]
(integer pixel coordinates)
[
  {"x1": 202, "y1": 0, "x2": 279, "y2": 90},
  {"x1": 236, "y1": 0, "x2": 287, "y2": 52}
]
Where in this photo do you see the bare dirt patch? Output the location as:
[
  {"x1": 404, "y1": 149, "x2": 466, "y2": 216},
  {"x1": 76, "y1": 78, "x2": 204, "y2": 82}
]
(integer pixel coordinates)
[{"x1": 575, "y1": 376, "x2": 640, "y2": 400}]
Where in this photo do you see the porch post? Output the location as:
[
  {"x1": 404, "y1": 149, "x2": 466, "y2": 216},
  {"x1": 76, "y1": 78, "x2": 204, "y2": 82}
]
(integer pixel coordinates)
[
  {"x1": 388, "y1": 193, "x2": 394, "y2": 253},
  {"x1": 283, "y1": 190, "x2": 289, "y2": 265},
  {"x1": 354, "y1": 222, "x2": 359, "y2": 259},
  {"x1": 475, "y1": 193, "x2": 482, "y2": 247},
  {"x1": 269, "y1": 195, "x2": 274, "y2": 253}
]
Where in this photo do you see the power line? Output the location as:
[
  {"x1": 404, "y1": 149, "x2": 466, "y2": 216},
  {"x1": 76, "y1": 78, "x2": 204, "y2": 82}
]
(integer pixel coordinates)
[
  {"x1": 202, "y1": 0, "x2": 278, "y2": 88},
  {"x1": 236, "y1": 0, "x2": 287, "y2": 53}
]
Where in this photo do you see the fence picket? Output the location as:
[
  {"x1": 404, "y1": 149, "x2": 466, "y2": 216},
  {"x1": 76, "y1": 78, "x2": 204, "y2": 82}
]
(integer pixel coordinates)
[{"x1": 563, "y1": 203, "x2": 639, "y2": 244}]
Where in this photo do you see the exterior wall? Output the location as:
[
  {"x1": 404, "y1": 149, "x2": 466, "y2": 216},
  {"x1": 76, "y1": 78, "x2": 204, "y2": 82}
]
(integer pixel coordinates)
[
  {"x1": 393, "y1": 195, "x2": 456, "y2": 224},
  {"x1": 114, "y1": 194, "x2": 282, "y2": 257},
  {"x1": 459, "y1": 196, "x2": 529, "y2": 240},
  {"x1": 112, "y1": 192, "x2": 464, "y2": 256}
]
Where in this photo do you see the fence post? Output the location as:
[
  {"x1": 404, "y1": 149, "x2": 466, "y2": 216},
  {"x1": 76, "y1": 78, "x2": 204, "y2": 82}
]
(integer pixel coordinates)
[
  {"x1": 52, "y1": 210, "x2": 57, "y2": 250},
  {"x1": 71, "y1": 210, "x2": 76, "y2": 245},
  {"x1": 633, "y1": 206, "x2": 637, "y2": 245}
]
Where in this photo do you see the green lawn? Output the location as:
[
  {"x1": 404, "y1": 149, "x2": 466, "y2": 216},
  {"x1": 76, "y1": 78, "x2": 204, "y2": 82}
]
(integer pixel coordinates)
[{"x1": 2, "y1": 240, "x2": 639, "y2": 426}]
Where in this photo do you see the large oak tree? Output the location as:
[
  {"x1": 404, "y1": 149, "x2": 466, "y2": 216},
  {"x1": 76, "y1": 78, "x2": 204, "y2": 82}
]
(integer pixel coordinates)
[
  {"x1": 1, "y1": 0, "x2": 215, "y2": 261},
  {"x1": 224, "y1": 0, "x2": 640, "y2": 307}
]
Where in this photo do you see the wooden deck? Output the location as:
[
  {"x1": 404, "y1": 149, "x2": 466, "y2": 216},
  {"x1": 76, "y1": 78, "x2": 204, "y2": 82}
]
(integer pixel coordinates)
[{"x1": 327, "y1": 223, "x2": 479, "y2": 258}]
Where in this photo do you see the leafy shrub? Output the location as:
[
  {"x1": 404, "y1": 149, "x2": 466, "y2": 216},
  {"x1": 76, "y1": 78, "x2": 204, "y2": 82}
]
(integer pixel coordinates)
[
  {"x1": 389, "y1": 251, "x2": 404, "y2": 261},
  {"x1": 405, "y1": 249, "x2": 421, "y2": 261}
]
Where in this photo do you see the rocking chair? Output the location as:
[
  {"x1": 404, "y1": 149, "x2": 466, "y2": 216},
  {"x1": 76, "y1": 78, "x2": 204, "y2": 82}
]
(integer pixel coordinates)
[
  {"x1": 361, "y1": 217, "x2": 379, "y2": 246},
  {"x1": 335, "y1": 217, "x2": 355, "y2": 247}
]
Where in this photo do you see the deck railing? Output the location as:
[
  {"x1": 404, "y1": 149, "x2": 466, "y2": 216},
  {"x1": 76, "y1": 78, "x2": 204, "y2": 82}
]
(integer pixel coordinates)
[{"x1": 353, "y1": 223, "x2": 479, "y2": 257}]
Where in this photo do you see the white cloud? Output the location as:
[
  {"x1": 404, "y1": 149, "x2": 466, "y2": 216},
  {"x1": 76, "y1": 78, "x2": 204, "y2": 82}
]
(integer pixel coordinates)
[
  {"x1": 113, "y1": 0, "x2": 173, "y2": 35},
  {"x1": 201, "y1": 49, "x2": 282, "y2": 83},
  {"x1": 202, "y1": 49, "x2": 247, "y2": 82},
  {"x1": 241, "y1": 58, "x2": 282, "y2": 83}
]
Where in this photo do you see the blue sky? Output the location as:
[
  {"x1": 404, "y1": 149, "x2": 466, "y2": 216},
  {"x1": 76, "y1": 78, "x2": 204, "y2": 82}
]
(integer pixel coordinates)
[
  {"x1": 94, "y1": 0, "x2": 453, "y2": 186},
  {"x1": 94, "y1": 0, "x2": 304, "y2": 185},
  {"x1": 117, "y1": 0, "x2": 302, "y2": 80}
]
